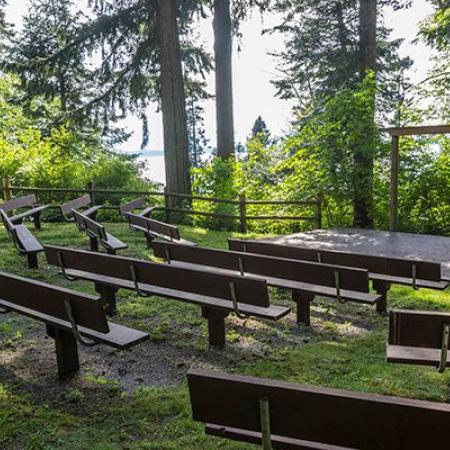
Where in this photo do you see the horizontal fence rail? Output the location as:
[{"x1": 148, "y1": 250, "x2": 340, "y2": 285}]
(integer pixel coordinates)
[{"x1": 2, "y1": 178, "x2": 322, "y2": 232}]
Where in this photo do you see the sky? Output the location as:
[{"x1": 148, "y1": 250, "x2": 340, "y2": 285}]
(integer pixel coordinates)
[{"x1": 5, "y1": 0, "x2": 435, "y2": 183}]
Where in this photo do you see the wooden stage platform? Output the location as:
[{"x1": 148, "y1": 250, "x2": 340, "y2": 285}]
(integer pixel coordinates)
[{"x1": 265, "y1": 228, "x2": 450, "y2": 280}]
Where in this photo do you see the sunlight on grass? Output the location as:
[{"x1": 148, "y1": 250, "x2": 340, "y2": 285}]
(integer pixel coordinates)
[{"x1": 0, "y1": 222, "x2": 449, "y2": 449}]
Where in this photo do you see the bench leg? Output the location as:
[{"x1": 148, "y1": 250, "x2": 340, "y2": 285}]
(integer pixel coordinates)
[
  {"x1": 27, "y1": 253, "x2": 39, "y2": 269},
  {"x1": 202, "y1": 307, "x2": 229, "y2": 348},
  {"x1": 96, "y1": 284, "x2": 118, "y2": 315},
  {"x1": 48, "y1": 325, "x2": 80, "y2": 379},
  {"x1": 373, "y1": 280, "x2": 390, "y2": 315},
  {"x1": 89, "y1": 236, "x2": 99, "y2": 252},
  {"x1": 106, "y1": 248, "x2": 117, "y2": 255},
  {"x1": 292, "y1": 290, "x2": 314, "y2": 326},
  {"x1": 33, "y1": 212, "x2": 41, "y2": 230},
  {"x1": 145, "y1": 233, "x2": 154, "y2": 248}
]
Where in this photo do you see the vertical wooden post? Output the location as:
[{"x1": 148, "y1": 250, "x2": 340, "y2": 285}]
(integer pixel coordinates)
[
  {"x1": 315, "y1": 194, "x2": 322, "y2": 229},
  {"x1": 202, "y1": 306, "x2": 228, "y2": 348},
  {"x1": 164, "y1": 187, "x2": 171, "y2": 223},
  {"x1": 52, "y1": 326, "x2": 80, "y2": 379},
  {"x1": 239, "y1": 192, "x2": 247, "y2": 233},
  {"x1": 390, "y1": 134, "x2": 399, "y2": 232},
  {"x1": 373, "y1": 279, "x2": 390, "y2": 315},
  {"x1": 87, "y1": 180, "x2": 95, "y2": 206},
  {"x1": 3, "y1": 176, "x2": 12, "y2": 201}
]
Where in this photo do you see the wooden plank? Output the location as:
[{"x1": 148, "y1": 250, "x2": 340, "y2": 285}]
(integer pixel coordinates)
[
  {"x1": 0, "y1": 298, "x2": 149, "y2": 349},
  {"x1": 188, "y1": 369, "x2": 450, "y2": 450},
  {"x1": 104, "y1": 232, "x2": 128, "y2": 251},
  {"x1": 164, "y1": 260, "x2": 380, "y2": 305},
  {"x1": 152, "y1": 242, "x2": 371, "y2": 293},
  {"x1": 387, "y1": 345, "x2": 448, "y2": 368},
  {"x1": 45, "y1": 245, "x2": 274, "y2": 309},
  {"x1": 390, "y1": 134, "x2": 400, "y2": 231},
  {"x1": 14, "y1": 226, "x2": 44, "y2": 253},
  {"x1": 0, "y1": 194, "x2": 37, "y2": 212},
  {"x1": 382, "y1": 125, "x2": 450, "y2": 136},
  {"x1": 0, "y1": 271, "x2": 109, "y2": 333},
  {"x1": 389, "y1": 309, "x2": 450, "y2": 348},
  {"x1": 126, "y1": 213, "x2": 181, "y2": 241},
  {"x1": 63, "y1": 269, "x2": 290, "y2": 320},
  {"x1": 60, "y1": 194, "x2": 92, "y2": 217},
  {"x1": 119, "y1": 197, "x2": 146, "y2": 215},
  {"x1": 10, "y1": 205, "x2": 48, "y2": 223},
  {"x1": 229, "y1": 239, "x2": 442, "y2": 282},
  {"x1": 82, "y1": 205, "x2": 103, "y2": 219},
  {"x1": 205, "y1": 424, "x2": 344, "y2": 450}
]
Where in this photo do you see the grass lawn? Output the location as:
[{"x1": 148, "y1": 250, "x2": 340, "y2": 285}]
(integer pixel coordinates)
[{"x1": 0, "y1": 221, "x2": 449, "y2": 449}]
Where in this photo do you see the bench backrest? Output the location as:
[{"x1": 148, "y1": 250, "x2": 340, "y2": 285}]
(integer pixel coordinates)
[
  {"x1": 188, "y1": 369, "x2": 450, "y2": 450},
  {"x1": 45, "y1": 245, "x2": 270, "y2": 308},
  {"x1": 152, "y1": 241, "x2": 370, "y2": 292},
  {"x1": 126, "y1": 213, "x2": 181, "y2": 241},
  {"x1": 119, "y1": 198, "x2": 146, "y2": 216},
  {"x1": 229, "y1": 239, "x2": 442, "y2": 282},
  {"x1": 72, "y1": 210, "x2": 106, "y2": 240},
  {"x1": 1, "y1": 194, "x2": 38, "y2": 213},
  {"x1": 0, "y1": 271, "x2": 109, "y2": 333},
  {"x1": 0, "y1": 209, "x2": 15, "y2": 233},
  {"x1": 389, "y1": 309, "x2": 450, "y2": 349},
  {"x1": 60, "y1": 194, "x2": 92, "y2": 217}
]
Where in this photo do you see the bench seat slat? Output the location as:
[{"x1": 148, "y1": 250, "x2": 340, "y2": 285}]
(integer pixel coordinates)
[
  {"x1": 206, "y1": 424, "x2": 348, "y2": 450},
  {"x1": 82, "y1": 205, "x2": 103, "y2": 218},
  {"x1": 166, "y1": 260, "x2": 380, "y2": 305},
  {"x1": 0, "y1": 298, "x2": 148, "y2": 350},
  {"x1": 14, "y1": 225, "x2": 44, "y2": 253},
  {"x1": 370, "y1": 272, "x2": 448, "y2": 290},
  {"x1": 386, "y1": 345, "x2": 448, "y2": 368},
  {"x1": 10, "y1": 205, "x2": 48, "y2": 223},
  {"x1": 104, "y1": 232, "x2": 128, "y2": 251},
  {"x1": 65, "y1": 269, "x2": 291, "y2": 320}
]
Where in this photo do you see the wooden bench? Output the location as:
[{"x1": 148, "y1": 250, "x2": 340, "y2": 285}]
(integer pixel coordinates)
[
  {"x1": 44, "y1": 245, "x2": 290, "y2": 346},
  {"x1": 188, "y1": 368, "x2": 450, "y2": 450},
  {"x1": 72, "y1": 210, "x2": 128, "y2": 255},
  {"x1": 124, "y1": 212, "x2": 196, "y2": 247},
  {"x1": 151, "y1": 241, "x2": 381, "y2": 325},
  {"x1": 60, "y1": 194, "x2": 103, "y2": 223},
  {"x1": 0, "y1": 271, "x2": 148, "y2": 379},
  {"x1": 387, "y1": 309, "x2": 450, "y2": 372},
  {"x1": 229, "y1": 239, "x2": 448, "y2": 314},
  {"x1": 0, "y1": 194, "x2": 48, "y2": 230},
  {"x1": 1, "y1": 209, "x2": 43, "y2": 268},
  {"x1": 119, "y1": 197, "x2": 155, "y2": 218}
]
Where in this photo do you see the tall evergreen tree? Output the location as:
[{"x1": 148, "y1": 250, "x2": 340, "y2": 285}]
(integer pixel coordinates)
[
  {"x1": 213, "y1": 0, "x2": 234, "y2": 160},
  {"x1": 5, "y1": 1, "x2": 209, "y2": 199},
  {"x1": 211, "y1": 0, "x2": 271, "y2": 160},
  {"x1": 186, "y1": 79, "x2": 211, "y2": 167},
  {"x1": 5, "y1": 0, "x2": 91, "y2": 117},
  {"x1": 251, "y1": 115, "x2": 271, "y2": 145},
  {"x1": 272, "y1": 0, "x2": 411, "y2": 227}
]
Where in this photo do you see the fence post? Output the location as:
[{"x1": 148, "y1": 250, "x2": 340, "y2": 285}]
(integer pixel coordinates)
[
  {"x1": 315, "y1": 194, "x2": 323, "y2": 229},
  {"x1": 239, "y1": 192, "x2": 247, "y2": 233},
  {"x1": 2, "y1": 176, "x2": 12, "y2": 201},
  {"x1": 164, "y1": 187, "x2": 171, "y2": 223},
  {"x1": 87, "y1": 180, "x2": 95, "y2": 205}
]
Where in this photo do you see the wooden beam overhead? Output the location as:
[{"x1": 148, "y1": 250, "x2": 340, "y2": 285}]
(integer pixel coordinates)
[{"x1": 381, "y1": 125, "x2": 450, "y2": 136}]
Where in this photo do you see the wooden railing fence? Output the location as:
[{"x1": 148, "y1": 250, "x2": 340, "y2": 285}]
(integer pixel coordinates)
[{"x1": 2, "y1": 178, "x2": 322, "y2": 232}]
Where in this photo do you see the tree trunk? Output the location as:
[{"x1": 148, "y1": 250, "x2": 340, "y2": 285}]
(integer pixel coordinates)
[
  {"x1": 213, "y1": 0, "x2": 235, "y2": 159},
  {"x1": 157, "y1": 0, "x2": 192, "y2": 203},
  {"x1": 354, "y1": 0, "x2": 377, "y2": 228}
]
